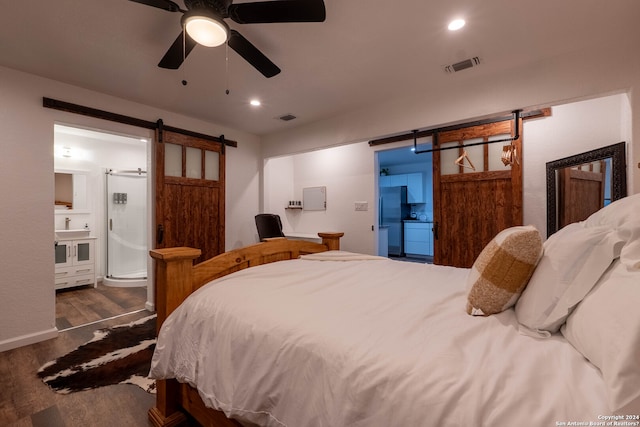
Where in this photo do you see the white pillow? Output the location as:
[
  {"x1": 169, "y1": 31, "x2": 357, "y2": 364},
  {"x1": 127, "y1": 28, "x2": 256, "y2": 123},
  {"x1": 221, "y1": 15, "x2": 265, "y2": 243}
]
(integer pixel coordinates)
[
  {"x1": 583, "y1": 193, "x2": 640, "y2": 269},
  {"x1": 561, "y1": 260, "x2": 640, "y2": 412},
  {"x1": 584, "y1": 192, "x2": 640, "y2": 229},
  {"x1": 515, "y1": 222, "x2": 624, "y2": 336},
  {"x1": 614, "y1": 220, "x2": 640, "y2": 269}
]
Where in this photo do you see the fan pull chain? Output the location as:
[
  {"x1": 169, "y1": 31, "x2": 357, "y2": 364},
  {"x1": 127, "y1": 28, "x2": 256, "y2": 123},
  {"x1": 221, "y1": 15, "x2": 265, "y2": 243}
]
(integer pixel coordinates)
[
  {"x1": 181, "y1": 23, "x2": 188, "y2": 86},
  {"x1": 225, "y1": 43, "x2": 230, "y2": 95}
]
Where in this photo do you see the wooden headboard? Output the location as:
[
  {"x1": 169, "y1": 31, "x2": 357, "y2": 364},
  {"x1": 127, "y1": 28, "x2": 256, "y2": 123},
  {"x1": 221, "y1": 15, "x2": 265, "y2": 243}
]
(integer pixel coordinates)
[{"x1": 150, "y1": 232, "x2": 343, "y2": 329}]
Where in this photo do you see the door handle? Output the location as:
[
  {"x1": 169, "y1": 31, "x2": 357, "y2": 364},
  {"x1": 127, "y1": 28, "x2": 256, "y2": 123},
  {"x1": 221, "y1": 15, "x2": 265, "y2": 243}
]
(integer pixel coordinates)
[
  {"x1": 433, "y1": 222, "x2": 439, "y2": 240},
  {"x1": 109, "y1": 218, "x2": 113, "y2": 231},
  {"x1": 157, "y1": 224, "x2": 164, "y2": 245}
]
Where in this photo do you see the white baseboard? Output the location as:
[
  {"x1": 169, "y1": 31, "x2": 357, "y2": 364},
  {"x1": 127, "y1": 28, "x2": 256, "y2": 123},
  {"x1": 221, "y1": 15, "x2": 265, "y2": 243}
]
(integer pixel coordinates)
[
  {"x1": 145, "y1": 300, "x2": 155, "y2": 312},
  {"x1": 0, "y1": 328, "x2": 58, "y2": 353}
]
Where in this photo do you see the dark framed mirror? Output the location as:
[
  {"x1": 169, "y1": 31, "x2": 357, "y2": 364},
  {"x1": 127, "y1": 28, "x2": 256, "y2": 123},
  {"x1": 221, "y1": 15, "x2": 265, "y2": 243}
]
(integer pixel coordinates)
[{"x1": 546, "y1": 142, "x2": 627, "y2": 237}]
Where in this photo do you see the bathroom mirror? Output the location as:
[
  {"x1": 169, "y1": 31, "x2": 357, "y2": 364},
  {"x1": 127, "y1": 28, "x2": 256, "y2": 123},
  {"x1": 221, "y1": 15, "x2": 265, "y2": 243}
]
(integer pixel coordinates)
[
  {"x1": 55, "y1": 171, "x2": 89, "y2": 211},
  {"x1": 303, "y1": 186, "x2": 327, "y2": 211},
  {"x1": 546, "y1": 142, "x2": 626, "y2": 237}
]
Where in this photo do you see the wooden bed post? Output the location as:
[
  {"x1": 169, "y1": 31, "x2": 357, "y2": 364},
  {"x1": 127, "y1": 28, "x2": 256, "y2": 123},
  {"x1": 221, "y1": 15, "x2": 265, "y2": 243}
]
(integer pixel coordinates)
[
  {"x1": 149, "y1": 247, "x2": 201, "y2": 427},
  {"x1": 318, "y1": 232, "x2": 344, "y2": 250}
]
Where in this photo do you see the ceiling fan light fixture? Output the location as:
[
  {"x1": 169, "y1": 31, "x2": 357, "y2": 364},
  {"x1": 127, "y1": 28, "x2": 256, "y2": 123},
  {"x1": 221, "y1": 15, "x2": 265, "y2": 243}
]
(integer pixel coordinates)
[
  {"x1": 183, "y1": 10, "x2": 229, "y2": 47},
  {"x1": 448, "y1": 18, "x2": 466, "y2": 31}
]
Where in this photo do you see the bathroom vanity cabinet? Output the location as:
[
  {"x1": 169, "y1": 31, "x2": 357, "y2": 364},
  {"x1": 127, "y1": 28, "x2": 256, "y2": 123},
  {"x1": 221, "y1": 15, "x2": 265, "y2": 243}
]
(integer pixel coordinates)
[{"x1": 54, "y1": 237, "x2": 97, "y2": 290}]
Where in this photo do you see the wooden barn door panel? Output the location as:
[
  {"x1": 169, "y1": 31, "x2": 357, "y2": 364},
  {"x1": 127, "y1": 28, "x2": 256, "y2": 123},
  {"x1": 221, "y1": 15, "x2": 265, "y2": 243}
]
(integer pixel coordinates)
[
  {"x1": 155, "y1": 129, "x2": 225, "y2": 265},
  {"x1": 433, "y1": 118, "x2": 523, "y2": 268},
  {"x1": 438, "y1": 172, "x2": 513, "y2": 267},
  {"x1": 161, "y1": 183, "x2": 222, "y2": 262}
]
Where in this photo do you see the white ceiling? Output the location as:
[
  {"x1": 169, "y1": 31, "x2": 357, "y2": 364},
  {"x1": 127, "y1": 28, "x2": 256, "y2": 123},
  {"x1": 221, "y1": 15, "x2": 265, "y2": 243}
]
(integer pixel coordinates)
[{"x1": 1, "y1": 0, "x2": 638, "y2": 136}]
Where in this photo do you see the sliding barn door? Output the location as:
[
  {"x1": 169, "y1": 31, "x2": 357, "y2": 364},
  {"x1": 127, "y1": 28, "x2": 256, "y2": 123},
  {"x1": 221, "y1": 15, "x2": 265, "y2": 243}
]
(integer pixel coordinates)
[
  {"x1": 433, "y1": 119, "x2": 523, "y2": 268},
  {"x1": 154, "y1": 128, "x2": 225, "y2": 264}
]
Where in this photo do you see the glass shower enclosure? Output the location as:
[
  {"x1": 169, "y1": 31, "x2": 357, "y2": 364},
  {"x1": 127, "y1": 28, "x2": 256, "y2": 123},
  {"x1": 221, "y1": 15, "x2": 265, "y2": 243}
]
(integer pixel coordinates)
[{"x1": 104, "y1": 168, "x2": 147, "y2": 287}]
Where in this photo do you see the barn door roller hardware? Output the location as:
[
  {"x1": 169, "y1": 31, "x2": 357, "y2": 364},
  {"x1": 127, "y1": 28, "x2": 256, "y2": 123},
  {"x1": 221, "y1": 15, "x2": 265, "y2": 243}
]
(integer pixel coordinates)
[{"x1": 412, "y1": 110, "x2": 521, "y2": 155}]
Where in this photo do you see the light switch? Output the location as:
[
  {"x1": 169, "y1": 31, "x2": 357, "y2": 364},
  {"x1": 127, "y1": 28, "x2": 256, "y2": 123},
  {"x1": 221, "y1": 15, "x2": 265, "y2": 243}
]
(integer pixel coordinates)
[{"x1": 355, "y1": 201, "x2": 368, "y2": 211}]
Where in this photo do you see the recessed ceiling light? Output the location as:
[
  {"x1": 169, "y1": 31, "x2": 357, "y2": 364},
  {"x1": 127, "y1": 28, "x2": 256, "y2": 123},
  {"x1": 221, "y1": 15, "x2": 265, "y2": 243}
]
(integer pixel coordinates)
[
  {"x1": 448, "y1": 19, "x2": 465, "y2": 31},
  {"x1": 250, "y1": 99, "x2": 261, "y2": 107}
]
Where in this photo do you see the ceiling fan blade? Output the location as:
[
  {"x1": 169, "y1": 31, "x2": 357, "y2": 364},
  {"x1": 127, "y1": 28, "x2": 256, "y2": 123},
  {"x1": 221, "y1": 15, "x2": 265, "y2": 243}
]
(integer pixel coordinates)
[
  {"x1": 228, "y1": 30, "x2": 281, "y2": 78},
  {"x1": 228, "y1": 0, "x2": 326, "y2": 24},
  {"x1": 128, "y1": 0, "x2": 183, "y2": 12},
  {"x1": 158, "y1": 31, "x2": 198, "y2": 69}
]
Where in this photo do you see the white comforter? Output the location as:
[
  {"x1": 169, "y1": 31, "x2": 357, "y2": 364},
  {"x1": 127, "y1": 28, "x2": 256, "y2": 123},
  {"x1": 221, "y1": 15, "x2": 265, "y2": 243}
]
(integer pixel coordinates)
[{"x1": 150, "y1": 253, "x2": 609, "y2": 427}]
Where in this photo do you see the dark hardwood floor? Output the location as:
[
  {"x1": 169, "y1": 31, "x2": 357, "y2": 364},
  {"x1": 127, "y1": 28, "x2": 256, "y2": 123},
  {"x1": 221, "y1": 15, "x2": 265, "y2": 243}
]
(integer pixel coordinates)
[
  {"x1": 56, "y1": 283, "x2": 148, "y2": 330},
  {"x1": 0, "y1": 310, "x2": 155, "y2": 427},
  {"x1": 0, "y1": 283, "x2": 158, "y2": 426}
]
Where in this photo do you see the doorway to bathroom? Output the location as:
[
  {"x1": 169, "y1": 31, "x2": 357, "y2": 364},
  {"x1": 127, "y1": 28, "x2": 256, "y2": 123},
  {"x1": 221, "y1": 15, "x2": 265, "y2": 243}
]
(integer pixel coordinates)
[{"x1": 54, "y1": 124, "x2": 152, "y2": 330}]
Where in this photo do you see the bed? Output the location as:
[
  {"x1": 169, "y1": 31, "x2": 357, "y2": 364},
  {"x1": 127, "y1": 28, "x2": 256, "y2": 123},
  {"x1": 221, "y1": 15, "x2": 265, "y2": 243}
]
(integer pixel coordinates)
[{"x1": 148, "y1": 195, "x2": 640, "y2": 427}]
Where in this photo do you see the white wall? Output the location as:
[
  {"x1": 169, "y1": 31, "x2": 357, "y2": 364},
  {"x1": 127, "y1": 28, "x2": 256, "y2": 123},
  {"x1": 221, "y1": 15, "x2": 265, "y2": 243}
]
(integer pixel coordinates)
[
  {"x1": 264, "y1": 94, "x2": 630, "y2": 254},
  {"x1": 265, "y1": 143, "x2": 376, "y2": 253},
  {"x1": 263, "y1": 155, "x2": 294, "y2": 240},
  {"x1": 0, "y1": 65, "x2": 261, "y2": 351}
]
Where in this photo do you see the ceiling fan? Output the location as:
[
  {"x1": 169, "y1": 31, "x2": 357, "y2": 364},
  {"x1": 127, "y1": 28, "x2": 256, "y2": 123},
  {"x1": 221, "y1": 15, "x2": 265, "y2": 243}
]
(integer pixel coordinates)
[{"x1": 129, "y1": 0, "x2": 326, "y2": 78}]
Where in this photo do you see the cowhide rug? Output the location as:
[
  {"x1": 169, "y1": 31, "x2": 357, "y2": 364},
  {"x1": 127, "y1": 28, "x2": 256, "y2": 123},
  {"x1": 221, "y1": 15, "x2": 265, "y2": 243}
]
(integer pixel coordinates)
[{"x1": 37, "y1": 314, "x2": 157, "y2": 394}]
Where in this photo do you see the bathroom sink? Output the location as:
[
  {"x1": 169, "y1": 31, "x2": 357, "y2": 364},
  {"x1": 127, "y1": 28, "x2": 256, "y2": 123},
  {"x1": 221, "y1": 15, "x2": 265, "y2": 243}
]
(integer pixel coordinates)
[{"x1": 55, "y1": 229, "x2": 91, "y2": 239}]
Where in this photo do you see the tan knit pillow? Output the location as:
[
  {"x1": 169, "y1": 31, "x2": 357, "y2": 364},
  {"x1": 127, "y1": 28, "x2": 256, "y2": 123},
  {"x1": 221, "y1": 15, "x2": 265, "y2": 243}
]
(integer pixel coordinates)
[{"x1": 466, "y1": 225, "x2": 542, "y2": 316}]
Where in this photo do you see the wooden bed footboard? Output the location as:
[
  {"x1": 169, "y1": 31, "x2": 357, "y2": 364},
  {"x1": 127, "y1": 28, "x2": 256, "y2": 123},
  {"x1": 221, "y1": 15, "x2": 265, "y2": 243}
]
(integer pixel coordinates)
[{"x1": 148, "y1": 232, "x2": 343, "y2": 427}]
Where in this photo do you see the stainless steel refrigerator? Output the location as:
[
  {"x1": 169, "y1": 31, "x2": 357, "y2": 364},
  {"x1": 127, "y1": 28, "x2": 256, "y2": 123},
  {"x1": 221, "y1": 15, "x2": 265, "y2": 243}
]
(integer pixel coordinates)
[{"x1": 379, "y1": 186, "x2": 410, "y2": 256}]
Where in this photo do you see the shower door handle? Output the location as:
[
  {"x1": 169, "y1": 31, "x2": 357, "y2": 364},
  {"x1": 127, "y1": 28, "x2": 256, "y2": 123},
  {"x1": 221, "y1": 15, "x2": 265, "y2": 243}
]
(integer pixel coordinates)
[
  {"x1": 109, "y1": 218, "x2": 112, "y2": 231},
  {"x1": 157, "y1": 224, "x2": 164, "y2": 245}
]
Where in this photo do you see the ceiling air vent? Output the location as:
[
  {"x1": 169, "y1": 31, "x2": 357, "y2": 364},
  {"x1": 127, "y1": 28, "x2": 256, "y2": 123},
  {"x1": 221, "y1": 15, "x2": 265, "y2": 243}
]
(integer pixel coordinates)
[
  {"x1": 444, "y1": 57, "x2": 481, "y2": 74},
  {"x1": 278, "y1": 114, "x2": 297, "y2": 122}
]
